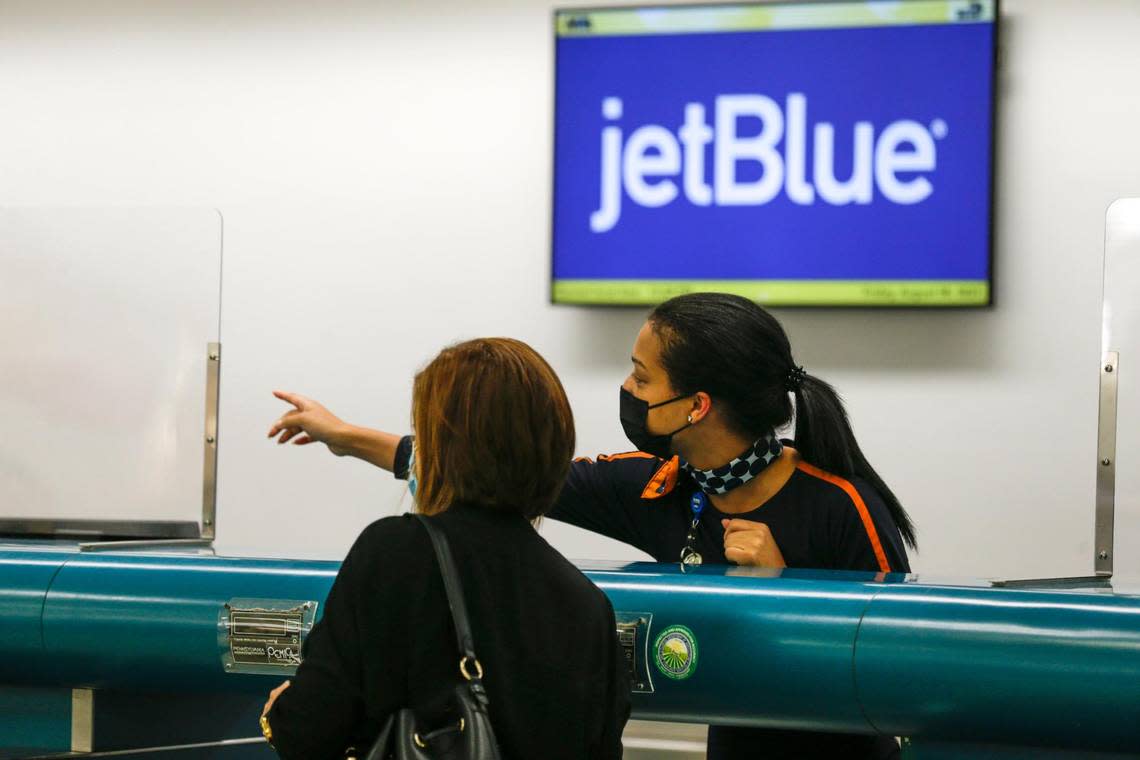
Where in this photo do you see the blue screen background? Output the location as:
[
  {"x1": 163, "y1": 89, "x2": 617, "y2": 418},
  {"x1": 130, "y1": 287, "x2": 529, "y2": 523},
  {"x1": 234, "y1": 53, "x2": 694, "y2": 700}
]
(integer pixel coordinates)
[{"x1": 552, "y1": 21, "x2": 994, "y2": 281}]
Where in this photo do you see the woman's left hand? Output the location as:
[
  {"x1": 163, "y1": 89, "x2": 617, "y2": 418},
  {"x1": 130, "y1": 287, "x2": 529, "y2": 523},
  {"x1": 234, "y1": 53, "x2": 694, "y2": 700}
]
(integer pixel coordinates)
[
  {"x1": 721, "y1": 519, "x2": 787, "y2": 568},
  {"x1": 262, "y1": 680, "x2": 291, "y2": 718}
]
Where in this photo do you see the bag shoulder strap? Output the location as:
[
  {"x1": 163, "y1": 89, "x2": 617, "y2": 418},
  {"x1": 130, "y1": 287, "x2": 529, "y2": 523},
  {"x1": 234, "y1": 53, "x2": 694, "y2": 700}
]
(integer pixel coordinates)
[{"x1": 414, "y1": 514, "x2": 479, "y2": 667}]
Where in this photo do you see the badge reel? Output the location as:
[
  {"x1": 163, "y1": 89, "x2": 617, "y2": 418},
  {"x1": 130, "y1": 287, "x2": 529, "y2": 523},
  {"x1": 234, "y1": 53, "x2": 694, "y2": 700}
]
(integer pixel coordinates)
[{"x1": 679, "y1": 492, "x2": 706, "y2": 566}]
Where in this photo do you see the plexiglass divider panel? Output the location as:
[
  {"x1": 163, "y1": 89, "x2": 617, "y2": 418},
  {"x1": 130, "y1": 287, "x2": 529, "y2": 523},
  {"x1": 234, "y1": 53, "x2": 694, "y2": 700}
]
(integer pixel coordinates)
[{"x1": 0, "y1": 208, "x2": 222, "y2": 538}]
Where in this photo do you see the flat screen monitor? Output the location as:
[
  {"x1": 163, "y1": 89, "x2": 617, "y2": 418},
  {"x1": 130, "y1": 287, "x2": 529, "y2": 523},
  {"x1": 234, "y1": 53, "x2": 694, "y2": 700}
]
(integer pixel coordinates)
[{"x1": 552, "y1": 0, "x2": 997, "y2": 307}]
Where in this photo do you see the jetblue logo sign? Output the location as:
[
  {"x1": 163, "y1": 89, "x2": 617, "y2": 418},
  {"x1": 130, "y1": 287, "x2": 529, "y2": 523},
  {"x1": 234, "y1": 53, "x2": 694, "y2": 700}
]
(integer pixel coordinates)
[
  {"x1": 591, "y1": 94, "x2": 947, "y2": 233},
  {"x1": 552, "y1": 20, "x2": 994, "y2": 284}
]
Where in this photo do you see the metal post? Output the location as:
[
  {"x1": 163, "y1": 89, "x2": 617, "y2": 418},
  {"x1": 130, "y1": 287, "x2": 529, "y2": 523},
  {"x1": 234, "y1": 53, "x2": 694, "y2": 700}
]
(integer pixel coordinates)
[
  {"x1": 1094, "y1": 351, "x2": 1117, "y2": 577},
  {"x1": 202, "y1": 342, "x2": 221, "y2": 542}
]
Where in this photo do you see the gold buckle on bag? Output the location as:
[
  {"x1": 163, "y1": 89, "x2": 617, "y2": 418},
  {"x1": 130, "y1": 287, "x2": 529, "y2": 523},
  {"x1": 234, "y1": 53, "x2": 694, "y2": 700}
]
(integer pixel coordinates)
[
  {"x1": 414, "y1": 718, "x2": 465, "y2": 748},
  {"x1": 459, "y1": 656, "x2": 483, "y2": 681}
]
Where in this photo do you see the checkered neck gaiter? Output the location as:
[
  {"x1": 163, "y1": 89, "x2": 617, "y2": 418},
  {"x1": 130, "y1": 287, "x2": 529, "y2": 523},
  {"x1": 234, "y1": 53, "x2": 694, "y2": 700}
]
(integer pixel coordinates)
[{"x1": 682, "y1": 432, "x2": 784, "y2": 496}]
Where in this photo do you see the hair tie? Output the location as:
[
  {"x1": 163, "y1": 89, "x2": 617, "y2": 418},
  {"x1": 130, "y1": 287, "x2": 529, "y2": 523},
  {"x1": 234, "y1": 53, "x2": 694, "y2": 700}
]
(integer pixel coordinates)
[{"x1": 784, "y1": 365, "x2": 807, "y2": 391}]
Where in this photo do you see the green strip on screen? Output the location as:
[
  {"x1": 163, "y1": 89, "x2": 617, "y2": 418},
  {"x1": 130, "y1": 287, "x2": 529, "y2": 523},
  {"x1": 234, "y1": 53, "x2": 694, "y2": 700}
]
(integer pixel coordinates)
[
  {"x1": 555, "y1": 1, "x2": 994, "y2": 37},
  {"x1": 552, "y1": 280, "x2": 990, "y2": 306}
]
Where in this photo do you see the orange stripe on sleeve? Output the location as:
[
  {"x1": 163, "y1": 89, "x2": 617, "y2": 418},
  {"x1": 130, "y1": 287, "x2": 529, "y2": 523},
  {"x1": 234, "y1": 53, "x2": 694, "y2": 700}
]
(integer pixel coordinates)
[
  {"x1": 597, "y1": 451, "x2": 657, "y2": 462},
  {"x1": 796, "y1": 462, "x2": 891, "y2": 573}
]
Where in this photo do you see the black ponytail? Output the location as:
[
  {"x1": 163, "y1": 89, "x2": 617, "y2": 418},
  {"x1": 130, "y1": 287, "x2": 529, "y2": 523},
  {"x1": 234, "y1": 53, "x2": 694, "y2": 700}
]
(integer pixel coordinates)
[
  {"x1": 794, "y1": 374, "x2": 916, "y2": 549},
  {"x1": 649, "y1": 292, "x2": 917, "y2": 550}
]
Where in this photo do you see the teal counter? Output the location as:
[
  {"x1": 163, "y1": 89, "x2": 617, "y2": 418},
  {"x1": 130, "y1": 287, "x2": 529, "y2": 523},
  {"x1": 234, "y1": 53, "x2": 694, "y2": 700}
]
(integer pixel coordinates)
[{"x1": 1, "y1": 543, "x2": 1139, "y2": 757}]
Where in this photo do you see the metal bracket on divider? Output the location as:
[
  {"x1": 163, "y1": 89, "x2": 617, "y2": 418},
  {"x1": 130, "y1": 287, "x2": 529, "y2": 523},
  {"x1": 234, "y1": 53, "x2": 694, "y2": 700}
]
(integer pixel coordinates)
[
  {"x1": 1094, "y1": 351, "x2": 1118, "y2": 577},
  {"x1": 202, "y1": 342, "x2": 221, "y2": 542}
]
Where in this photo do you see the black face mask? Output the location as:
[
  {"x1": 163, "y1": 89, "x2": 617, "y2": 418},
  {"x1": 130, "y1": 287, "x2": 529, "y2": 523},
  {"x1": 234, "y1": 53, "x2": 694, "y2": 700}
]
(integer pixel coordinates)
[{"x1": 619, "y1": 387, "x2": 693, "y2": 459}]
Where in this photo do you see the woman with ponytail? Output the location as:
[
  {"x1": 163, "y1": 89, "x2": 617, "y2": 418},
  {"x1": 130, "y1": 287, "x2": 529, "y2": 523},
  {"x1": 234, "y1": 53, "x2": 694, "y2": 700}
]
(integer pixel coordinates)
[
  {"x1": 551, "y1": 292, "x2": 913, "y2": 759},
  {"x1": 269, "y1": 292, "x2": 913, "y2": 760}
]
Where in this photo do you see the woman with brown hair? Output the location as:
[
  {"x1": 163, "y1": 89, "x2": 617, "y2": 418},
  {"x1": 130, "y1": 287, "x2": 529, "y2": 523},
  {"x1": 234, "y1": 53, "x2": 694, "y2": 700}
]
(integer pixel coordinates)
[{"x1": 260, "y1": 338, "x2": 630, "y2": 759}]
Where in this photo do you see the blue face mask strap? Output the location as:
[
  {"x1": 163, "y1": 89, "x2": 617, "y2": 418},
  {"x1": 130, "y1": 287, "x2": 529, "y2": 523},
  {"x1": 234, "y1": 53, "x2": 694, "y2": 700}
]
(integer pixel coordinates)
[{"x1": 407, "y1": 444, "x2": 418, "y2": 498}]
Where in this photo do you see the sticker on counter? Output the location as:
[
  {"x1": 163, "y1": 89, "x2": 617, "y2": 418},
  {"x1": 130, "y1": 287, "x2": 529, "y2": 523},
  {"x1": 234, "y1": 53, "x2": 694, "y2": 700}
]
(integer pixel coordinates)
[{"x1": 654, "y1": 624, "x2": 698, "y2": 680}]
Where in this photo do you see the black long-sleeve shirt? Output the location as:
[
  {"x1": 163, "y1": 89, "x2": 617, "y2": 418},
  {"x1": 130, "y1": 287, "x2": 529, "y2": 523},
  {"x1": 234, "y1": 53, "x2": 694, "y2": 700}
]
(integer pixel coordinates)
[
  {"x1": 266, "y1": 502, "x2": 631, "y2": 759},
  {"x1": 551, "y1": 449, "x2": 910, "y2": 573}
]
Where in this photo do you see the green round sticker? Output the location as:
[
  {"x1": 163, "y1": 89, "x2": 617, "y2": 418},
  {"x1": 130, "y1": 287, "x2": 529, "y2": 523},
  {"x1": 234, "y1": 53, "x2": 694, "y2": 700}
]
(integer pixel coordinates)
[{"x1": 654, "y1": 624, "x2": 698, "y2": 680}]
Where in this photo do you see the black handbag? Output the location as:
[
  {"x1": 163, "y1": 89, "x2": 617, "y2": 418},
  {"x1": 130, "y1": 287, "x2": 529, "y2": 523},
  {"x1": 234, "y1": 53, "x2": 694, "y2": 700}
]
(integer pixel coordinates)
[{"x1": 355, "y1": 514, "x2": 503, "y2": 760}]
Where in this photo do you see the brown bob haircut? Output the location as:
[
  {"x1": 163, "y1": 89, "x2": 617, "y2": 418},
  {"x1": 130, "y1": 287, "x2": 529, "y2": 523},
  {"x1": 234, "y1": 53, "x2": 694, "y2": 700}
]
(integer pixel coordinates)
[{"x1": 412, "y1": 338, "x2": 575, "y2": 519}]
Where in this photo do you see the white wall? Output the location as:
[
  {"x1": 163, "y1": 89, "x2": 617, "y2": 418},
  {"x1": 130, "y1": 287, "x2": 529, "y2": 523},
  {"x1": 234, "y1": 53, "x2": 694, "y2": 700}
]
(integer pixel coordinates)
[{"x1": 2, "y1": 0, "x2": 1139, "y2": 579}]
